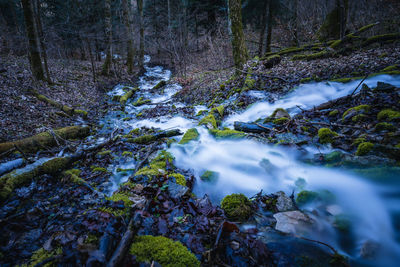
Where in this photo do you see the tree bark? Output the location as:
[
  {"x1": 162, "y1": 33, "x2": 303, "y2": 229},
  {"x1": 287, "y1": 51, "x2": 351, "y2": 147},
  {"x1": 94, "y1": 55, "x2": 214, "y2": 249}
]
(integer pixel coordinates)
[
  {"x1": 34, "y1": 0, "x2": 51, "y2": 83},
  {"x1": 102, "y1": 0, "x2": 112, "y2": 75},
  {"x1": 21, "y1": 0, "x2": 44, "y2": 81},
  {"x1": 293, "y1": 0, "x2": 299, "y2": 47},
  {"x1": 265, "y1": 2, "x2": 272, "y2": 53},
  {"x1": 257, "y1": 0, "x2": 269, "y2": 57},
  {"x1": 122, "y1": 0, "x2": 135, "y2": 73},
  {"x1": 228, "y1": 0, "x2": 248, "y2": 70},
  {"x1": 137, "y1": 0, "x2": 144, "y2": 70}
]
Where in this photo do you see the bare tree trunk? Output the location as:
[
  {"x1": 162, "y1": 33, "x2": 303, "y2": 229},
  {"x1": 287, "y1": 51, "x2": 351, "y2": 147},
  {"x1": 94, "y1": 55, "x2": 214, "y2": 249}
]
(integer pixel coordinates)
[
  {"x1": 21, "y1": 0, "x2": 44, "y2": 81},
  {"x1": 86, "y1": 38, "x2": 96, "y2": 83},
  {"x1": 258, "y1": 0, "x2": 270, "y2": 57},
  {"x1": 137, "y1": 0, "x2": 144, "y2": 70},
  {"x1": 293, "y1": 0, "x2": 299, "y2": 46},
  {"x1": 122, "y1": 0, "x2": 134, "y2": 73},
  {"x1": 338, "y1": 0, "x2": 347, "y2": 39},
  {"x1": 102, "y1": 0, "x2": 112, "y2": 75},
  {"x1": 34, "y1": 0, "x2": 51, "y2": 83},
  {"x1": 265, "y1": 2, "x2": 272, "y2": 53},
  {"x1": 228, "y1": 0, "x2": 248, "y2": 70}
]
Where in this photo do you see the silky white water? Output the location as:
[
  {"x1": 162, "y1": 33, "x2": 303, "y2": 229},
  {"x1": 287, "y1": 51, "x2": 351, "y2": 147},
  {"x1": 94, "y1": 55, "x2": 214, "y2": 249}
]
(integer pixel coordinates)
[{"x1": 102, "y1": 57, "x2": 400, "y2": 266}]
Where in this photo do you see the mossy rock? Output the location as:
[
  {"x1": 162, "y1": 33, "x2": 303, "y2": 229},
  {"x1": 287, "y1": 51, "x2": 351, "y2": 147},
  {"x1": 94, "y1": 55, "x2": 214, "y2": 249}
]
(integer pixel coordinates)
[
  {"x1": 152, "y1": 80, "x2": 167, "y2": 90},
  {"x1": 129, "y1": 235, "x2": 200, "y2": 267},
  {"x1": 296, "y1": 190, "x2": 319, "y2": 206},
  {"x1": 263, "y1": 54, "x2": 281, "y2": 68},
  {"x1": 328, "y1": 109, "x2": 339, "y2": 117},
  {"x1": 133, "y1": 97, "x2": 151, "y2": 107},
  {"x1": 200, "y1": 170, "x2": 219, "y2": 183},
  {"x1": 356, "y1": 142, "x2": 374, "y2": 156},
  {"x1": 318, "y1": 128, "x2": 338, "y2": 144},
  {"x1": 342, "y1": 105, "x2": 370, "y2": 120},
  {"x1": 382, "y1": 65, "x2": 398, "y2": 72},
  {"x1": 377, "y1": 109, "x2": 400, "y2": 121},
  {"x1": 300, "y1": 77, "x2": 313, "y2": 83},
  {"x1": 221, "y1": 193, "x2": 252, "y2": 221},
  {"x1": 179, "y1": 128, "x2": 200, "y2": 145},
  {"x1": 273, "y1": 117, "x2": 289, "y2": 125},
  {"x1": 122, "y1": 151, "x2": 133, "y2": 157},
  {"x1": 208, "y1": 129, "x2": 246, "y2": 140},
  {"x1": 169, "y1": 173, "x2": 186, "y2": 186},
  {"x1": 135, "y1": 151, "x2": 174, "y2": 178},
  {"x1": 210, "y1": 105, "x2": 225, "y2": 117},
  {"x1": 120, "y1": 89, "x2": 136, "y2": 107},
  {"x1": 375, "y1": 122, "x2": 396, "y2": 132},
  {"x1": 198, "y1": 114, "x2": 217, "y2": 129}
]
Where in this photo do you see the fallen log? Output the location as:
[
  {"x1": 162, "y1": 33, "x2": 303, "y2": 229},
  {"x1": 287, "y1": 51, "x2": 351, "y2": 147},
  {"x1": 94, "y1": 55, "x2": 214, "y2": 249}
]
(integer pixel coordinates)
[
  {"x1": 127, "y1": 129, "x2": 182, "y2": 144},
  {"x1": 120, "y1": 88, "x2": 137, "y2": 108},
  {"x1": 234, "y1": 122, "x2": 273, "y2": 134},
  {"x1": 30, "y1": 88, "x2": 88, "y2": 117},
  {"x1": 0, "y1": 132, "x2": 118, "y2": 203},
  {"x1": 0, "y1": 126, "x2": 91, "y2": 156}
]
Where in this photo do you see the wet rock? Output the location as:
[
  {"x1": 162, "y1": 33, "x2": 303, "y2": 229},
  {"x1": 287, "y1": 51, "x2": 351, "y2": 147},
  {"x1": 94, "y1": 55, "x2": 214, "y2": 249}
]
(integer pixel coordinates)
[
  {"x1": 273, "y1": 211, "x2": 314, "y2": 235},
  {"x1": 167, "y1": 181, "x2": 189, "y2": 199},
  {"x1": 276, "y1": 191, "x2": 295, "y2": 212},
  {"x1": 375, "y1": 82, "x2": 395, "y2": 91},
  {"x1": 360, "y1": 240, "x2": 380, "y2": 259}
]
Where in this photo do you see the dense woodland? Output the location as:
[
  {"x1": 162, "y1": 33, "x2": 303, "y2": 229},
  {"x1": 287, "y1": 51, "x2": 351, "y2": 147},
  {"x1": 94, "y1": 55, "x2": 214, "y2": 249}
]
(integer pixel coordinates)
[{"x1": 1, "y1": 0, "x2": 400, "y2": 266}]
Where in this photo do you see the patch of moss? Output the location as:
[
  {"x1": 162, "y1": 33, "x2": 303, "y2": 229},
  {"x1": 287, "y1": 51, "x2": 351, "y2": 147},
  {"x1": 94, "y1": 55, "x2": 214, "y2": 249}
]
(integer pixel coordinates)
[
  {"x1": 221, "y1": 193, "x2": 252, "y2": 221},
  {"x1": 356, "y1": 142, "x2": 374, "y2": 156},
  {"x1": 208, "y1": 129, "x2": 246, "y2": 139},
  {"x1": 129, "y1": 128, "x2": 140, "y2": 135},
  {"x1": 92, "y1": 167, "x2": 108, "y2": 173},
  {"x1": 41, "y1": 157, "x2": 70, "y2": 174},
  {"x1": 133, "y1": 97, "x2": 151, "y2": 107},
  {"x1": 128, "y1": 135, "x2": 155, "y2": 144},
  {"x1": 382, "y1": 65, "x2": 398, "y2": 72},
  {"x1": 363, "y1": 33, "x2": 400, "y2": 46},
  {"x1": 342, "y1": 105, "x2": 370, "y2": 119},
  {"x1": 271, "y1": 108, "x2": 290, "y2": 119},
  {"x1": 122, "y1": 151, "x2": 133, "y2": 157},
  {"x1": 244, "y1": 73, "x2": 256, "y2": 91},
  {"x1": 167, "y1": 138, "x2": 177, "y2": 148},
  {"x1": 200, "y1": 170, "x2": 219, "y2": 183},
  {"x1": 23, "y1": 247, "x2": 62, "y2": 267},
  {"x1": 170, "y1": 173, "x2": 186, "y2": 186},
  {"x1": 120, "y1": 89, "x2": 135, "y2": 107},
  {"x1": 318, "y1": 128, "x2": 338, "y2": 144},
  {"x1": 107, "y1": 192, "x2": 133, "y2": 206},
  {"x1": 179, "y1": 128, "x2": 200, "y2": 145},
  {"x1": 328, "y1": 109, "x2": 339, "y2": 117},
  {"x1": 292, "y1": 51, "x2": 329, "y2": 61},
  {"x1": 198, "y1": 114, "x2": 217, "y2": 129},
  {"x1": 211, "y1": 105, "x2": 225, "y2": 117},
  {"x1": 74, "y1": 109, "x2": 88, "y2": 118},
  {"x1": 377, "y1": 109, "x2": 400, "y2": 121},
  {"x1": 296, "y1": 190, "x2": 319, "y2": 206},
  {"x1": 277, "y1": 47, "x2": 304, "y2": 55},
  {"x1": 152, "y1": 80, "x2": 167, "y2": 90},
  {"x1": 129, "y1": 235, "x2": 200, "y2": 267},
  {"x1": 300, "y1": 77, "x2": 312, "y2": 83},
  {"x1": 352, "y1": 114, "x2": 367, "y2": 122},
  {"x1": 97, "y1": 150, "x2": 111, "y2": 156},
  {"x1": 64, "y1": 169, "x2": 86, "y2": 185},
  {"x1": 195, "y1": 110, "x2": 207, "y2": 116},
  {"x1": 135, "y1": 151, "x2": 174, "y2": 178},
  {"x1": 324, "y1": 151, "x2": 343, "y2": 163},
  {"x1": 273, "y1": 117, "x2": 289, "y2": 125},
  {"x1": 352, "y1": 137, "x2": 366, "y2": 146},
  {"x1": 375, "y1": 122, "x2": 396, "y2": 132}
]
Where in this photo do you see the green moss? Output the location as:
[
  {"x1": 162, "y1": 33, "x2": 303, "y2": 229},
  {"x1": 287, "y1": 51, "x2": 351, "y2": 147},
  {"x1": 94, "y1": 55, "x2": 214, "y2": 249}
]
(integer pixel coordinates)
[
  {"x1": 170, "y1": 173, "x2": 186, "y2": 186},
  {"x1": 324, "y1": 151, "x2": 343, "y2": 163},
  {"x1": 122, "y1": 151, "x2": 133, "y2": 157},
  {"x1": 330, "y1": 77, "x2": 362, "y2": 83},
  {"x1": 85, "y1": 234, "x2": 99, "y2": 245},
  {"x1": 135, "y1": 151, "x2": 174, "y2": 178},
  {"x1": 64, "y1": 169, "x2": 86, "y2": 185},
  {"x1": 129, "y1": 235, "x2": 200, "y2": 267},
  {"x1": 129, "y1": 135, "x2": 155, "y2": 144},
  {"x1": 330, "y1": 39, "x2": 342, "y2": 49},
  {"x1": 220, "y1": 193, "x2": 252, "y2": 221},
  {"x1": 200, "y1": 170, "x2": 219, "y2": 183},
  {"x1": 300, "y1": 77, "x2": 312, "y2": 83},
  {"x1": 208, "y1": 129, "x2": 246, "y2": 139},
  {"x1": 296, "y1": 190, "x2": 319, "y2": 206},
  {"x1": 97, "y1": 150, "x2": 112, "y2": 156},
  {"x1": 74, "y1": 109, "x2": 88, "y2": 118},
  {"x1": 133, "y1": 97, "x2": 151, "y2": 107},
  {"x1": 167, "y1": 138, "x2": 177, "y2": 148},
  {"x1": 195, "y1": 110, "x2": 207, "y2": 116},
  {"x1": 198, "y1": 114, "x2": 217, "y2": 129},
  {"x1": 107, "y1": 192, "x2": 133, "y2": 206},
  {"x1": 152, "y1": 80, "x2": 167, "y2": 90},
  {"x1": 120, "y1": 89, "x2": 135, "y2": 107},
  {"x1": 328, "y1": 109, "x2": 339, "y2": 117},
  {"x1": 271, "y1": 108, "x2": 290, "y2": 119},
  {"x1": 129, "y1": 128, "x2": 140, "y2": 135},
  {"x1": 363, "y1": 33, "x2": 400, "y2": 46},
  {"x1": 179, "y1": 128, "x2": 200, "y2": 144},
  {"x1": 377, "y1": 109, "x2": 400, "y2": 121},
  {"x1": 264, "y1": 196, "x2": 277, "y2": 212},
  {"x1": 382, "y1": 65, "x2": 398, "y2": 72},
  {"x1": 123, "y1": 117, "x2": 131, "y2": 121},
  {"x1": 92, "y1": 167, "x2": 108, "y2": 173},
  {"x1": 292, "y1": 51, "x2": 329, "y2": 61},
  {"x1": 352, "y1": 114, "x2": 367, "y2": 122},
  {"x1": 278, "y1": 47, "x2": 304, "y2": 55},
  {"x1": 318, "y1": 128, "x2": 338, "y2": 144},
  {"x1": 41, "y1": 158, "x2": 70, "y2": 174},
  {"x1": 375, "y1": 122, "x2": 396, "y2": 132},
  {"x1": 356, "y1": 142, "x2": 374, "y2": 156},
  {"x1": 352, "y1": 137, "x2": 366, "y2": 146},
  {"x1": 244, "y1": 74, "x2": 256, "y2": 90},
  {"x1": 23, "y1": 247, "x2": 62, "y2": 267},
  {"x1": 211, "y1": 105, "x2": 225, "y2": 117},
  {"x1": 342, "y1": 105, "x2": 370, "y2": 119},
  {"x1": 273, "y1": 117, "x2": 289, "y2": 125}
]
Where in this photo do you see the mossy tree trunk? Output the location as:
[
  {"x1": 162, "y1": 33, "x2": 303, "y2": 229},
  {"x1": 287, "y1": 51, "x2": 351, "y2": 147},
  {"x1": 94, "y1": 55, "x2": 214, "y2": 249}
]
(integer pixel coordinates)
[
  {"x1": 122, "y1": 0, "x2": 135, "y2": 73},
  {"x1": 21, "y1": 0, "x2": 44, "y2": 81},
  {"x1": 317, "y1": 0, "x2": 348, "y2": 41},
  {"x1": 102, "y1": 0, "x2": 112, "y2": 75},
  {"x1": 265, "y1": 3, "x2": 273, "y2": 53},
  {"x1": 137, "y1": 0, "x2": 144, "y2": 70},
  {"x1": 228, "y1": 0, "x2": 248, "y2": 70},
  {"x1": 257, "y1": 0, "x2": 270, "y2": 57}
]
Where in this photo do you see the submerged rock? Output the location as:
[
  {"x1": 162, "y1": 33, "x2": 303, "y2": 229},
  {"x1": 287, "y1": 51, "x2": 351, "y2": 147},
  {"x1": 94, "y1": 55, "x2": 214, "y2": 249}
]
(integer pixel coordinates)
[{"x1": 273, "y1": 210, "x2": 314, "y2": 235}]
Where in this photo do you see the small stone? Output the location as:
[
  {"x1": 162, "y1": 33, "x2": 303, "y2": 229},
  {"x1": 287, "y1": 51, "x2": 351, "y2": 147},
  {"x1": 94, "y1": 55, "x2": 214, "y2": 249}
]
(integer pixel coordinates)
[
  {"x1": 273, "y1": 211, "x2": 314, "y2": 235},
  {"x1": 230, "y1": 241, "x2": 240, "y2": 250},
  {"x1": 276, "y1": 191, "x2": 295, "y2": 212}
]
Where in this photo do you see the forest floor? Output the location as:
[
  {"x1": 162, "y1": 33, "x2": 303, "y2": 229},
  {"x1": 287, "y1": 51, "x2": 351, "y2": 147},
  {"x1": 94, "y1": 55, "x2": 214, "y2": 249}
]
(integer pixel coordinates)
[{"x1": 0, "y1": 55, "x2": 136, "y2": 142}]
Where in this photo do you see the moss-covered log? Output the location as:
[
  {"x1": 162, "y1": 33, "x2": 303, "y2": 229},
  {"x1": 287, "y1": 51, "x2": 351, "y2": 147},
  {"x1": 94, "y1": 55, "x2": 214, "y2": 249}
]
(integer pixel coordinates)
[
  {"x1": 292, "y1": 51, "x2": 330, "y2": 61},
  {"x1": 362, "y1": 33, "x2": 400, "y2": 47},
  {"x1": 127, "y1": 129, "x2": 182, "y2": 144},
  {"x1": 0, "y1": 126, "x2": 90, "y2": 156},
  {"x1": 0, "y1": 157, "x2": 72, "y2": 202},
  {"x1": 120, "y1": 89, "x2": 137, "y2": 108},
  {"x1": 152, "y1": 80, "x2": 166, "y2": 90},
  {"x1": 30, "y1": 89, "x2": 88, "y2": 117}
]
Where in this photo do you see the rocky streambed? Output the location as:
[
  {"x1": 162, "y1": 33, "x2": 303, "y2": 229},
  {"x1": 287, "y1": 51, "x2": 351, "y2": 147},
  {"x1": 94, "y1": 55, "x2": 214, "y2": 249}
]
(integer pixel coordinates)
[{"x1": 1, "y1": 57, "x2": 400, "y2": 267}]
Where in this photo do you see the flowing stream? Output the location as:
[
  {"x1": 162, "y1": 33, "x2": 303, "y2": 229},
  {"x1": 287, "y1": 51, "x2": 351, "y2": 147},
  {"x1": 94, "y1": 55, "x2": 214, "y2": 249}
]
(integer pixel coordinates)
[{"x1": 99, "y1": 57, "x2": 400, "y2": 266}]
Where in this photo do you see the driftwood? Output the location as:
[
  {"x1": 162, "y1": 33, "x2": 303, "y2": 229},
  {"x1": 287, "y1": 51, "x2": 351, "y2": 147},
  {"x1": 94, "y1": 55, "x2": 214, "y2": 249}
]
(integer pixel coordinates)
[
  {"x1": 234, "y1": 122, "x2": 273, "y2": 134},
  {"x1": 0, "y1": 126, "x2": 90, "y2": 157},
  {"x1": 127, "y1": 129, "x2": 182, "y2": 144}
]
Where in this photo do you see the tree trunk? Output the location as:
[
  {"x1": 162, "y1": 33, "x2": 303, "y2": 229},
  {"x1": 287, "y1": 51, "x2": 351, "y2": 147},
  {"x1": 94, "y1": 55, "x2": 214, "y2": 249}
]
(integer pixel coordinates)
[
  {"x1": 265, "y1": 2, "x2": 272, "y2": 53},
  {"x1": 293, "y1": 0, "x2": 299, "y2": 47},
  {"x1": 338, "y1": 0, "x2": 347, "y2": 39},
  {"x1": 102, "y1": 0, "x2": 112, "y2": 75},
  {"x1": 228, "y1": 0, "x2": 248, "y2": 70},
  {"x1": 258, "y1": 0, "x2": 269, "y2": 57},
  {"x1": 122, "y1": 0, "x2": 135, "y2": 73},
  {"x1": 21, "y1": 0, "x2": 44, "y2": 81},
  {"x1": 34, "y1": 0, "x2": 51, "y2": 83},
  {"x1": 137, "y1": 0, "x2": 144, "y2": 70}
]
